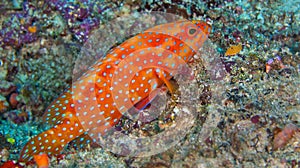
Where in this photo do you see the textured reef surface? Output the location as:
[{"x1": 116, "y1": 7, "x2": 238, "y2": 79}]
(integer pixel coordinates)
[{"x1": 0, "y1": 0, "x2": 299, "y2": 167}]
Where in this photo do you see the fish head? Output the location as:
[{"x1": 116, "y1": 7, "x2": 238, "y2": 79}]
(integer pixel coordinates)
[
  {"x1": 145, "y1": 20, "x2": 211, "y2": 52},
  {"x1": 191, "y1": 20, "x2": 211, "y2": 36},
  {"x1": 179, "y1": 20, "x2": 211, "y2": 51}
]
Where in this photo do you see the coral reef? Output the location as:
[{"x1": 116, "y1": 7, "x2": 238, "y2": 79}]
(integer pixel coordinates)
[{"x1": 0, "y1": 0, "x2": 299, "y2": 167}]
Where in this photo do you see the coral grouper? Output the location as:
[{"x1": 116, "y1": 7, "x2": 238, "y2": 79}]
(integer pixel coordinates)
[{"x1": 19, "y1": 19, "x2": 211, "y2": 162}]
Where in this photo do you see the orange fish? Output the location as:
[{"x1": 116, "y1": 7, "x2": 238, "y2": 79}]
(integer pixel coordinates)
[
  {"x1": 225, "y1": 44, "x2": 242, "y2": 56},
  {"x1": 28, "y1": 26, "x2": 37, "y2": 33},
  {"x1": 19, "y1": 20, "x2": 211, "y2": 162}
]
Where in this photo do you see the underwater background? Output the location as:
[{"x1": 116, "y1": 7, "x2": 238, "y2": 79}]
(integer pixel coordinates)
[{"x1": 0, "y1": 0, "x2": 299, "y2": 167}]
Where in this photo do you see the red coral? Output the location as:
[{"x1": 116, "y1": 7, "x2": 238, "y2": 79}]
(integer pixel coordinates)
[{"x1": 0, "y1": 161, "x2": 24, "y2": 168}]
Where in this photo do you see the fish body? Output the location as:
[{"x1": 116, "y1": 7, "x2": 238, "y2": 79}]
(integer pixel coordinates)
[{"x1": 19, "y1": 20, "x2": 211, "y2": 162}]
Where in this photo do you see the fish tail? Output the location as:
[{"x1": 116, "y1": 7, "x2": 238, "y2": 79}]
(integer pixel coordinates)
[{"x1": 19, "y1": 112, "x2": 84, "y2": 162}]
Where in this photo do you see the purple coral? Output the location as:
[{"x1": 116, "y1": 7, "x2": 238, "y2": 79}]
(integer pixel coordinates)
[
  {"x1": 0, "y1": 0, "x2": 104, "y2": 48},
  {"x1": 0, "y1": 1, "x2": 38, "y2": 48},
  {"x1": 46, "y1": 0, "x2": 102, "y2": 42},
  {"x1": 266, "y1": 58, "x2": 274, "y2": 65}
]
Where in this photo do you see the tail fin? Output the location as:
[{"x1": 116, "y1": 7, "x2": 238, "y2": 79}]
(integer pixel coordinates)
[{"x1": 19, "y1": 112, "x2": 83, "y2": 162}]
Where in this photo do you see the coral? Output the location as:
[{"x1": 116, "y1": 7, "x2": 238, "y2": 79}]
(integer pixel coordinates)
[
  {"x1": 0, "y1": 120, "x2": 44, "y2": 161},
  {"x1": 45, "y1": 0, "x2": 110, "y2": 42},
  {"x1": 0, "y1": 96, "x2": 9, "y2": 113},
  {"x1": 277, "y1": 0, "x2": 300, "y2": 13},
  {"x1": 0, "y1": 160, "x2": 24, "y2": 168},
  {"x1": 273, "y1": 123, "x2": 299, "y2": 150},
  {"x1": 0, "y1": 148, "x2": 10, "y2": 162},
  {"x1": 0, "y1": 2, "x2": 39, "y2": 48},
  {"x1": 0, "y1": 0, "x2": 299, "y2": 167}
]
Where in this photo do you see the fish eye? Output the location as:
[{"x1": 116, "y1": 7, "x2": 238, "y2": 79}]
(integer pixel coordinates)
[{"x1": 189, "y1": 28, "x2": 197, "y2": 35}]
